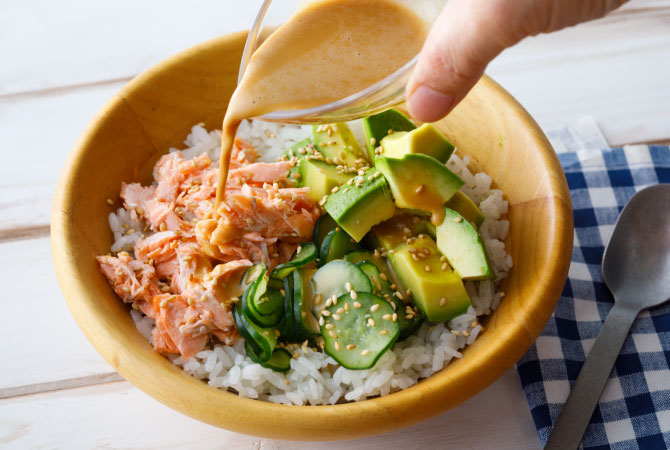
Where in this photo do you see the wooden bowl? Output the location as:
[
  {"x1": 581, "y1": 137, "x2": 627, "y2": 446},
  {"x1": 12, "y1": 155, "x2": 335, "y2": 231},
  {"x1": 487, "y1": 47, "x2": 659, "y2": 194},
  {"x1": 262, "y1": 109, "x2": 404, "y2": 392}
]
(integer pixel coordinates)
[{"x1": 52, "y1": 31, "x2": 573, "y2": 440}]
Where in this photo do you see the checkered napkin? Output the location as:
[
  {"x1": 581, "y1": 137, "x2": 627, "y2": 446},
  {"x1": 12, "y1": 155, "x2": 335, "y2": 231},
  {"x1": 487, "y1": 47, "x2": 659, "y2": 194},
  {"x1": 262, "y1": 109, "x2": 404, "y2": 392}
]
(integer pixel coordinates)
[{"x1": 515, "y1": 143, "x2": 670, "y2": 450}]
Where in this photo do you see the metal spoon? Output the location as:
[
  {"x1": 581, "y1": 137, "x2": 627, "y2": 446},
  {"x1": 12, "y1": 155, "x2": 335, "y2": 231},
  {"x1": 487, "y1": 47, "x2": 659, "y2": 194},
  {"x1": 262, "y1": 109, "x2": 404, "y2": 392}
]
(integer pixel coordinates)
[{"x1": 545, "y1": 183, "x2": 670, "y2": 450}]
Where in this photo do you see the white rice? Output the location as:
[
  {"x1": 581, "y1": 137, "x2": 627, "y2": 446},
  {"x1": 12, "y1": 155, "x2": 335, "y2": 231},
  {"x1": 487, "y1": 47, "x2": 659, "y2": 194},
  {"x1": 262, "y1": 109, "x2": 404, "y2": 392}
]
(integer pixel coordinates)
[{"x1": 116, "y1": 120, "x2": 512, "y2": 405}]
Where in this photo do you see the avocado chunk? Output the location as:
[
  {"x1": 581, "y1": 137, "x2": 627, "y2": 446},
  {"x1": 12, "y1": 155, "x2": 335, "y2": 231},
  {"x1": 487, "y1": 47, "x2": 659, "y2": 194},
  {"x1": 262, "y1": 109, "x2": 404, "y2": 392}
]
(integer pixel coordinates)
[
  {"x1": 436, "y1": 208, "x2": 494, "y2": 280},
  {"x1": 375, "y1": 154, "x2": 464, "y2": 225},
  {"x1": 280, "y1": 138, "x2": 317, "y2": 180},
  {"x1": 388, "y1": 235, "x2": 470, "y2": 322},
  {"x1": 445, "y1": 191, "x2": 485, "y2": 229},
  {"x1": 368, "y1": 213, "x2": 432, "y2": 250},
  {"x1": 362, "y1": 108, "x2": 416, "y2": 160},
  {"x1": 380, "y1": 124, "x2": 455, "y2": 164},
  {"x1": 323, "y1": 168, "x2": 395, "y2": 242},
  {"x1": 313, "y1": 123, "x2": 368, "y2": 169},
  {"x1": 297, "y1": 158, "x2": 353, "y2": 202}
]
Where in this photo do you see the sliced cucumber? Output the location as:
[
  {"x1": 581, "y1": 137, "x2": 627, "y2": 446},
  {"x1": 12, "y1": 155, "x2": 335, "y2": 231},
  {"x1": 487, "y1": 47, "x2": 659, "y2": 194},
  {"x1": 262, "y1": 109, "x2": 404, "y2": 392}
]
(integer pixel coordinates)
[
  {"x1": 254, "y1": 289, "x2": 284, "y2": 316},
  {"x1": 292, "y1": 268, "x2": 320, "y2": 339},
  {"x1": 240, "y1": 263, "x2": 265, "y2": 292},
  {"x1": 310, "y1": 260, "x2": 371, "y2": 317},
  {"x1": 319, "y1": 228, "x2": 361, "y2": 265},
  {"x1": 270, "y1": 242, "x2": 318, "y2": 279},
  {"x1": 357, "y1": 261, "x2": 423, "y2": 341},
  {"x1": 320, "y1": 292, "x2": 399, "y2": 369},
  {"x1": 261, "y1": 347, "x2": 292, "y2": 372},
  {"x1": 246, "y1": 343, "x2": 292, "y2": 372},
  {"x1": 356, "y1": 261, "x2": 391, "y2": 296},
  {"x1": 241, "y1": 266, "x2": 283, "y2": 327},
  {"x1": 234, "y1": 305, "x2": 277, "y2": 362},
  {"x1": 267, "y1": 278, "x2": 284, "y2": 290},
  {"x1": 313, "y1": 215, "x2": 338, "y2": 252},
  {"x1": 344, "y1": 250, "x2": 374, "y2": 265},
  {"x1": 279, "y1": 276, "x2": 295, "y2": 341}
]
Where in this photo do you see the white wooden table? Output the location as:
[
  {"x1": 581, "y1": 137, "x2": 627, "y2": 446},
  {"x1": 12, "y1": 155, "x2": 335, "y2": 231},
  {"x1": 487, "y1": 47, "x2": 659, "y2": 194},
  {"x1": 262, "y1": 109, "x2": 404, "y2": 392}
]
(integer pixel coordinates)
[{"x1": 1, "y1": 1, "x2": 668, "y2": 448}]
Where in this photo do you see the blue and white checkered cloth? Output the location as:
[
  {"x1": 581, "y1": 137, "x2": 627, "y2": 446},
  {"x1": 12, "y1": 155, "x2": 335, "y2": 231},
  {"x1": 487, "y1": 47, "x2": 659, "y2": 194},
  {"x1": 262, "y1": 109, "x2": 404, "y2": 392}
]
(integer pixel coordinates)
[{"x1": 516, "y1": 145, "x2": 670, "y2": 449}]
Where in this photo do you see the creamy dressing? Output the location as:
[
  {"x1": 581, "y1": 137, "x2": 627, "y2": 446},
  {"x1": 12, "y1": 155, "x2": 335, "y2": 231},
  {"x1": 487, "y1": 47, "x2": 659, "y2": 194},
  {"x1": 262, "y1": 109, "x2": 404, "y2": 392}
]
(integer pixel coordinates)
[{"x1": 215, "y1": 0, "x2": 428, "y2": 203}]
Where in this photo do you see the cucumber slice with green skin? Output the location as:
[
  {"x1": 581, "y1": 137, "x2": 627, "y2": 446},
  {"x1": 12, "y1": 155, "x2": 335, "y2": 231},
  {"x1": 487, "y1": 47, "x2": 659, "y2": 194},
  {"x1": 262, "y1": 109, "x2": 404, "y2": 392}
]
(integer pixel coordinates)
[
  {"x1": 254, "y1": 289, "x2": 284, "y2": 316},
  {"x1": 262, "y1": 348, "x2": 292, "y2": 372},
  {"x1": 245, "y1": 342, "x2": 292, "y2": 372},
  {"x1": 320, "y1": 292, "x2": 399, "y2": 370},
  {"x1": 279, "y1": 276, "x2": 295, "y2": 341},
  {"x1": 356, "y1": 261, "x2": 423, "y2": 341},
  {"x1": 233, "y1": 305, "x2": 278, "y2": 362},
  {"x1": 344, "y1": 250, "x2": 375, "y2": 265},
  {"x1": 241, "y1": 266, "x2": 283, "y2": 327},
  {"x1": 240, "y1": 263, "x2": 265, "y2": 292},
  {"x1": 313, "y1": 215, "x2": 338, "y2": 256},
  {"x1": 267, "y1": 278, "x2": 284, "y2": 291},
  {"x1": 270, "y1": 242, "x2": 318, "y2": 279},
  {"x1": 292, "y1": 268, "x2": 320, "y2": 339},
  {"x1": 319, "y1": 228, "x2": 361, "y2": 266},
  {"x1": 310, "y1": 260, "x2": 372, "y2": 317}
]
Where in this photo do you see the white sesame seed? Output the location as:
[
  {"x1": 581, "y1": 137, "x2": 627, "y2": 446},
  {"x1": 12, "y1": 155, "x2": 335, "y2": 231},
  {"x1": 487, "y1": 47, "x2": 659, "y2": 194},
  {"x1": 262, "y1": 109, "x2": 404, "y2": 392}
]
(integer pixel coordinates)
[
  {"x1": 325, "y1": 323, "x2": 335, "y2": 329},
  {"x1": 382, "y1": 314, "x2": 392, "y2": 320},
  {"x1": 369, "y1": 137, "x2": 376, "y2": 145},
  {"x1": 368, "y1": 318, "x2": 376, "y2": 327},
  {"x1": 347, "y1": 344, "x2": 356, "y2": 350},
  {"x1": 370, "y1": 304, "x2": 380, "y2": 312},
  {"x1": 361, "y1": 349, "x2": 370, "y2": 356},
  {"x1": 345, "y1": 282, "x2": 352, "y2": 292},
  {"x1": 392, "y1": 313, "x2": 398, "y2": 322},
  {"x1": 336, "y1": 307, "x2": 344, "y2": 314},
  {"x1": 335, "y1": 341, "x2": 341, "y2": 351},
  {"x1": 350, "y1": 290, "x2": 358, "y2": 300},
  {"x1": 333, "y1": 314, "x2": 341, "y2": 320},
  {"x1": 424, "y1": 265, "x2": 431, "y2": 272},
  {"x1": 442, "y1": 263, "x2": 448, "y2": 271},
  {"x1": 440, "y1": 298, "x2": 446, "y2": 307},
  {"x1": 415, "y1": 185, "x2": 425, "y2": 194},
  {"x1": 328, "y1": 330, "x2": 338, "y2": 338},
  {"x1": 322, "y1": 310, "x2": 331, "y2": 317},
  {"x1": 379, "y1": 273, "x2": 387, "y2": 281},
  {"x1": 319, "y1": 316, "x2": 325, "y2": 326},
  {"x1": 395, "y1": 291, "x2": 404, "y2": 300},
  {"x1": 296, "y1": 245, "x2": 302, "y2": 255},
  {"x1": 353, "y1": 301, "x2": 362, "y2": 309},
  {"x1": 106, "y1": 198, "x2": 114, "y2": 206},
  {"x1": 453, "y1": 217, "x2": 463, "y2": 223},
  {"x1": 380, "y1": 329, "x2": 388, "y2": 335}
]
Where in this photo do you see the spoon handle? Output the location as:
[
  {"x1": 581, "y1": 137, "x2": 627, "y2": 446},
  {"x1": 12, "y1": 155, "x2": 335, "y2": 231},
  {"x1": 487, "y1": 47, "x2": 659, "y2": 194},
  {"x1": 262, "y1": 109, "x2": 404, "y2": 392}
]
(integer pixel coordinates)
[{"x1": 545, "y1": 303, "x2": 639, "y2": 450}]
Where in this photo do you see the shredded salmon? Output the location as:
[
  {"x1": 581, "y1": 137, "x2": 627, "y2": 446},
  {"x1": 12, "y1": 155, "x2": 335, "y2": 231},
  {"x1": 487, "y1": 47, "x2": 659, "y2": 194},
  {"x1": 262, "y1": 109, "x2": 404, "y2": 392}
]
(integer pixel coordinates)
[{"x1": 97, "y1": 138, "x2": 320, "y2": 360}]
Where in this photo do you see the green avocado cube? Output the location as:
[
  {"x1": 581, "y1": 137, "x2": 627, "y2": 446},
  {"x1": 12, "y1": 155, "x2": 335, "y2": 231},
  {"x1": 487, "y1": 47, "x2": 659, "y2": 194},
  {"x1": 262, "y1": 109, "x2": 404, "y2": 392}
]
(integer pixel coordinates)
[
  {"x1": 298, "y1": 158, "x2": 353, "y2": 202},
  {"x1": 367, "y1": 213, "x2": 432, "y2": 251},
  {"x1": 362, "y1": 108, "x2": 416, "y2": 160},
  {"x1": 375, "y1": 154, "x2": 463, "y2": 225},
  {"x1": 380, "y1": 124, "x2": 455, "y2": 164},
  {"x1": 388, "y1": 235, "x2": 470, "y2": 322},
  {"x1": 436, "y1": 208, "x2": 494, "y2": 280},
  {"x1": 313, "y1": 123, "x2": 368, "y2": 169},
  {"x1": 445, "y1": 191, "x2": 485, "y2": 229},
  {"x1": 323, "y1": 168, "x2": 395, "y2": 242}
]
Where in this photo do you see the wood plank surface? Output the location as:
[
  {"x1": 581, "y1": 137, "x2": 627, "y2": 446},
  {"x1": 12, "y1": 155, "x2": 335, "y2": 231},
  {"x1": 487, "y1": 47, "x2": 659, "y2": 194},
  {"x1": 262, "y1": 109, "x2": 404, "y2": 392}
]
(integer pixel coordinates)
[
  {"x1": 0, "y1": 238, "x2": 114, "y2": 392},
  {"x1": 0, "y1": 83, "x2": 123, "y2": 233},
  {"x1": 0, "y1": 369, "x2": 539, "y2": 450}
]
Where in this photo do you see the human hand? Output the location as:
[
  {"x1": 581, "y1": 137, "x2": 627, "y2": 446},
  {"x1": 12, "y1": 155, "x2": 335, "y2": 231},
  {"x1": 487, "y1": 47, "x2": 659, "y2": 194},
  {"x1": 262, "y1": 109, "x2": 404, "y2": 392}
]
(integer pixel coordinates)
[{"x1": 406, "y1": 0, "x2": 628, "y2": 122}]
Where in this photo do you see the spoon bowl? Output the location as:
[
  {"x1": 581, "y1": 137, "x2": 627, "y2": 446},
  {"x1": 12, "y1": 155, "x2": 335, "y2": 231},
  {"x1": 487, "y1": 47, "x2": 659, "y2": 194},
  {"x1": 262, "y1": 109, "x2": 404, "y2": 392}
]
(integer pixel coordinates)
[{"x1": 602, "y1": 184, "x2": 670, "y2": 308}]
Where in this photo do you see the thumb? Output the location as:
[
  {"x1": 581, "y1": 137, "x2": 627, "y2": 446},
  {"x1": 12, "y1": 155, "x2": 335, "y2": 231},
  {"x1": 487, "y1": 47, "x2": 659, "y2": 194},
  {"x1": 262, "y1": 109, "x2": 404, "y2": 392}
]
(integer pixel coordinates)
[{"x1": 406, "y1": 0, "x2": 516, "y2": 123}]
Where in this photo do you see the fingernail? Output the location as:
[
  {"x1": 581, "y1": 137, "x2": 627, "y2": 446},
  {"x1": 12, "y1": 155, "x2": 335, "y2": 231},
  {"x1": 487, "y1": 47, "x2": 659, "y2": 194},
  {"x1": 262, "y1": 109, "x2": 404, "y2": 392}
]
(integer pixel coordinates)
[{"x1": 407, "y1": 86, "x2": 455, "y2": 122}]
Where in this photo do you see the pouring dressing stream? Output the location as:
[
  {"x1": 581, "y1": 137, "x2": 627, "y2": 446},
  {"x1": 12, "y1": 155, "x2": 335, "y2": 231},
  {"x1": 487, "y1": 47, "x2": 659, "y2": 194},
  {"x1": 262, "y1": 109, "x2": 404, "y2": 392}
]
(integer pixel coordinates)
[{"x1": 215, "y1": 0, "x2": 428, "y2": 204}]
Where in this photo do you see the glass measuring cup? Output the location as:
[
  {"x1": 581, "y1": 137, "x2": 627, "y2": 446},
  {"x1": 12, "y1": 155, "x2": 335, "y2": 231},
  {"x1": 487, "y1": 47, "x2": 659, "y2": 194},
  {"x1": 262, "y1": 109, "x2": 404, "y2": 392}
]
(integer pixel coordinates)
[{"x1": 238, "y1": 0, "x2": 447, "y2": 124}]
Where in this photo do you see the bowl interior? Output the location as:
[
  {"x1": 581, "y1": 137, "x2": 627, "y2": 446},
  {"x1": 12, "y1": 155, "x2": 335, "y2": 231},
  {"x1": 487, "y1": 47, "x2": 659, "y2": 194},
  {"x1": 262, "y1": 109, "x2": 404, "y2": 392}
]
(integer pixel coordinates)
[{"x1": 52, "y1": 31, "x2": 573, "y2": 441}]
